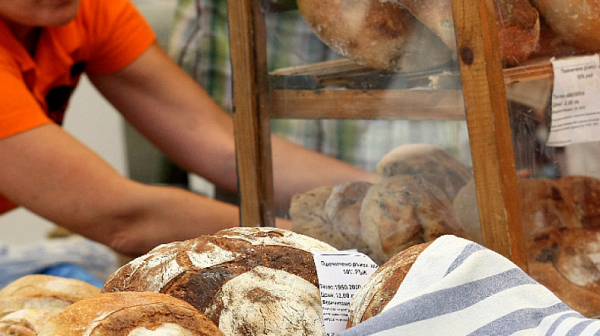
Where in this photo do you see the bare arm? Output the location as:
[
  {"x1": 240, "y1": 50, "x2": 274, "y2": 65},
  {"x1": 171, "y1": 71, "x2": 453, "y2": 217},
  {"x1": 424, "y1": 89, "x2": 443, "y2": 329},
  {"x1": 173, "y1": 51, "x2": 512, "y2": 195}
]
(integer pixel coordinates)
[{"x1": 90, "y1": 42, "x2": 375, "y2": 209}]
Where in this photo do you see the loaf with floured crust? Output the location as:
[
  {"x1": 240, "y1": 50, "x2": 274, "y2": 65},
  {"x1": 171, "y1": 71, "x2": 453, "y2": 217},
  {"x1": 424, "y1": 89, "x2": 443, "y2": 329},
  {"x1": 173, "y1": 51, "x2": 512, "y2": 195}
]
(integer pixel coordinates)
[
  {"x1": 37, "y1": 292, "x2": 224, "y2": 336},
  {"x1": 347, "y1": 242, "x2": 431, "y2": 327},
  {"x1": 102, "y1": 227, "x2": 335, "y2": 336},
  {"x1": 297, "y1": 0, "x2": 454, "y2": 72},
  {"x1": 0, "y1": 275, "x2": 100, "y2": 318}
]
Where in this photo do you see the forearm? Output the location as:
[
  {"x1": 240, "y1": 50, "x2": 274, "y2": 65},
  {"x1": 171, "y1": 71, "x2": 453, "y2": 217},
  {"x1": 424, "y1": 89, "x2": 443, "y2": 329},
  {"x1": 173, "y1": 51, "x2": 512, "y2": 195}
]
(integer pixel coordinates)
[{"x1": 271, "y1": 134, "x2": 376, "y2": 209}]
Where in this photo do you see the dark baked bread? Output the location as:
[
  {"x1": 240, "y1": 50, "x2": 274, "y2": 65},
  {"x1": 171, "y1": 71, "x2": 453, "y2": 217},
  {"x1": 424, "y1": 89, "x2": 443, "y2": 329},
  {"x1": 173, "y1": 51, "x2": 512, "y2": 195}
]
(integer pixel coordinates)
[
  {"x1": 347, "y1": 242, "x2": 431, "y2": 327},
  {"x1": 37, "y1": 292, "x2": 224, "y2": 336},
  {"x1": 556, "y1": 176, "x2": 600, "y2": 230},
  {"x1": 0, "y1": 275, "x2": 100, "y2": 318},
  {"x1": 103, "y1": 227, "x2": 335, "y2": 335},
  {"x1": 494, "y1": 0, "x2": 540, "y2": 66},
  {"x1": 297, "y1": 0, "x2": 453, "y2": 72},
  {"x1": 360, "y1": 175, "x2": 469, "y2": 265}
]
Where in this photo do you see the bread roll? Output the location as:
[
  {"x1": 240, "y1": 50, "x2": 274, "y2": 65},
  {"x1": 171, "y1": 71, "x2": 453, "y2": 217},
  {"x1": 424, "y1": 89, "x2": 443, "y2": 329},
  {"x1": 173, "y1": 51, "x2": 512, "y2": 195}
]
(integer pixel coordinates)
[
  {"x1": 494, "y1": 0, "x2": 540, "y2": 66},
  {"x1": 0, "y1": 275, "x2": 100, "y2": 318},
  {"x1": 103, "y1": 227, "x2": 335, "y2": 336},
  {"x1": 37, "y1": 292, "x2": 223, "y2": 336},
  {"x1": 530, "y1": 0, "x2": 600, "y2": 53},
  {"x1": 375, "y1": 144, "x2": 472, "y2": 201},
  {"x1": 297, "y1": 0, "x2": 453, "y2": 72},
  {"x1": 347, "y1": 242, "x2": 431, "y2": 327},
  {"x1": 360, "y1": 175, "x2": 468, "y2": 264},
  {"x1": 0, "y1": 309, "x2": 56, "y2": 336}
]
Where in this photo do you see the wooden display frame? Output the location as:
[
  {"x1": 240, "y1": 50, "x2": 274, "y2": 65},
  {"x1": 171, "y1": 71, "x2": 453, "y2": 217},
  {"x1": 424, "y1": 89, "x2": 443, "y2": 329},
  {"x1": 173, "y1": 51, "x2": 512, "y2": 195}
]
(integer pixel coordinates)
[{"x1": 226, "y1": 0, "x2": 533, "y2": 270}]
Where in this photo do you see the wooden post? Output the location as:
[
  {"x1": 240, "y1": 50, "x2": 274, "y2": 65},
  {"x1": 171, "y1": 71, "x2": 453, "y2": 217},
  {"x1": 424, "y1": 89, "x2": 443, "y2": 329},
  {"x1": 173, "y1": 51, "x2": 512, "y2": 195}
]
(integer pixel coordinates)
[
  {"x1": 450, "y1": 0, "x2": 528, "y2": 270},
  {"x1": 227, "y1": 0, "x2": 275, "y2": 227}
]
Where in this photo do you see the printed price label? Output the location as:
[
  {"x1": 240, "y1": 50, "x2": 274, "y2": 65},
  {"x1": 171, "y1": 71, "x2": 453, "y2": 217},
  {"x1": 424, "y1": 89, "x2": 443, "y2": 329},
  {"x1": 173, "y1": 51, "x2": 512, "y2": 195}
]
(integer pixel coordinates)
[
  {"x1": 547, "y1": 55, "x2": 600, "y2": 147},
  {"x1": 312, "y1": 251, "x2": 379, "y2": 335}
]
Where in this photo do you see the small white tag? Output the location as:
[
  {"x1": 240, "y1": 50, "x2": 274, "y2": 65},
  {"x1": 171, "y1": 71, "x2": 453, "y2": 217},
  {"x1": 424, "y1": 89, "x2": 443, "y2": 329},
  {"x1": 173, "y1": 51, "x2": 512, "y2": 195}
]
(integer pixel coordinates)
[
  {"x1": 547, "y1": 55, "x2": 600, "y2": 147},
  {"x1": 312, "y1": 250, "x2": 379, "y2": 335}
]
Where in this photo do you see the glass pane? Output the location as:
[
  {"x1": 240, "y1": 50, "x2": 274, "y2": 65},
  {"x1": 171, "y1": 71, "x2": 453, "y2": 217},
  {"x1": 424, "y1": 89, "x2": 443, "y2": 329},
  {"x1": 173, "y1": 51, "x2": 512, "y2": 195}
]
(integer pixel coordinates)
[
  {"x1": 262, "y1": 0, "x2": 479, "y2": 266},
  {"x1": 498, "y1": 0, "x2": 600, "y2": 317}
]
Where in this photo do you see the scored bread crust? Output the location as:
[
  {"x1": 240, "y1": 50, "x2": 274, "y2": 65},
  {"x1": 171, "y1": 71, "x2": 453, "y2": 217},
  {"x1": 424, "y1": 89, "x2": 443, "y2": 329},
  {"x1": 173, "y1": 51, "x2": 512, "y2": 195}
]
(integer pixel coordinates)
[
  {"x1": 102, "y1": 227, "x2": 335, "y2": 335},
  {"x1": 37, "y1": 292, "x2": 224, "y2": 336},
  {"x1": 0, "y1": 309, "x2": 57, "y2": 336}
]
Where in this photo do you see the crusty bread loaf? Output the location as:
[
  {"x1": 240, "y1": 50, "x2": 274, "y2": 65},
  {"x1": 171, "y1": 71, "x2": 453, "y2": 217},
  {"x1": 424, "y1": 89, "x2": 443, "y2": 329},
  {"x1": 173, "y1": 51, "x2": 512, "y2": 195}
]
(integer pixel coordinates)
[
  {"x1": 347, "y1": 242, "x2": 431, "y2": 327},
  {"x1": 37, "y1": 292, "x2": 224, "y2": 336},
  {"x1": 0, "y1": 275, "x2": 100, "y2": 318},
  {"x1": 375, "y1": 144, "x2": 472, "y2": 201},
  {"x1": 527, "y1": 228, "x2": 600, "y2": 317},
  {"x1": 530, "y1": 0, "x2": 600, "y2": 53},
  {"x1": 103, "y1": 227, "x2": 335, "y2": 336},
  {"x1": 297, "y1": 0, "x2": 453, "y2": 72},
  {"x1": 360, "y1": 175, "x2": 469, "y2": 265}
]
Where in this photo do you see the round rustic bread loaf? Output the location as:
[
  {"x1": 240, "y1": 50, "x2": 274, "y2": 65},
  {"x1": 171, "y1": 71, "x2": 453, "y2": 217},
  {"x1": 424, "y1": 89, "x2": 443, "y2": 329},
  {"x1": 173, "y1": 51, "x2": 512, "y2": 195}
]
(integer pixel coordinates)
[
  {"x1": 0, "y1": 275, "x2": 100, "y2": 318},
  {"x1": 0, "y1": 309, "x2": 56, "y2": 336},
  {"x1": 360, "y1": 175, "x2": 469, "y2": 265},
  {"x1": 494, "y1": 0, "x2": 540, "y2": 66},
  {"x1": 37, "y1": 292, "x2": 223, "y2": 336},
  {"x1": 102, "y1": 227, "x2": 336, "y2": 336},
  {"x1": 375, "y1": 144, "x2": 472, "y2": 201},
  {"x1": 296, "y1": 0, "x2": 453, "y2": 72},
  {"x1": 527, "y1": 228, "x2": 600, "y2": 317},
  {"x1": 530, "y1": 0, "x2": 600, "y2": 53},
  {"x1": 347, "y1": 242, "x2": 431, "y2": 327}
]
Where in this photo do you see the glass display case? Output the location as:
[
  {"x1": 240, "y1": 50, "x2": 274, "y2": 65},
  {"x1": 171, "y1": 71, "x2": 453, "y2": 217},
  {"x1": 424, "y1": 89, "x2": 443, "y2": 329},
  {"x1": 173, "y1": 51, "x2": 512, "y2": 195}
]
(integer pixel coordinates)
[{"x1": 227, "y1": 0, "x2": 600, "y2": 317}]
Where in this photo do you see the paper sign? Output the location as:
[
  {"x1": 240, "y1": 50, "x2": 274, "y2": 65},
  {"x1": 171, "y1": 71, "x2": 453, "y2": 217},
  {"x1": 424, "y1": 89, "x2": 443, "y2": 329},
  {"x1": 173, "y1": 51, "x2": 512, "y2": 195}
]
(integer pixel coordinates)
[
  {"x1": 547, "y1": 55, "x2": 600, "y2": 147},
  {"x1": 312, "y1": 251, "x2": 379, "y2": 335}
]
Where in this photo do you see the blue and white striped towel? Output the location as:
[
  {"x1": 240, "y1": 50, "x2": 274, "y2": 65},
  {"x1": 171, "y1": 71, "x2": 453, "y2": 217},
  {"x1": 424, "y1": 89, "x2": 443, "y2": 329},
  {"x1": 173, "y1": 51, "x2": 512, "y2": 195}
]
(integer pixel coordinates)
[{"x1": 340, "y1": 235, "x2": 600, "y2": 336}]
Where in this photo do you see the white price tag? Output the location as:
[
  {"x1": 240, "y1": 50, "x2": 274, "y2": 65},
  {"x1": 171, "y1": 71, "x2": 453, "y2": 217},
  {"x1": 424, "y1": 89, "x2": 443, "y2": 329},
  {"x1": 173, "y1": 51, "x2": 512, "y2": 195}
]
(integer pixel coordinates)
[
  {"x1": 547, "y1": 55, "x2": 600, "y2": 147},
  {"x1": 312, "y1": 251, "x2": 379, "y2": 335}
]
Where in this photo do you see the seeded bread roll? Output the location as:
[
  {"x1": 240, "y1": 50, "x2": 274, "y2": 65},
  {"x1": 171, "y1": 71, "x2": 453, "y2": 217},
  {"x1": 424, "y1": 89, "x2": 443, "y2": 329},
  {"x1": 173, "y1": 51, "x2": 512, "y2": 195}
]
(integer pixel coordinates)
[
  {"x1": 360, "y1": 175, "x2": 469, "y2": 265},
  {"x1": 0, "y1": 309, "x2": 56, "y2": 336},
  {"x1": 37, "y1": 292, "x2": 224, "y2": 336},
  {"x1": 102, "y1": 227, "x2": 335, "y2": 336},
  {"x1": 297, "y1": 0, "x2": 453, "y2": 72},
  {"x1": 375, "y1": 144, "x2": 472, "y2": 201},
  {"x1": 0, "y1": 275, "x2": 100, "y2": 318},
  {"x1": 347, "y1": 242, "x2": 431, "y2": 327}
]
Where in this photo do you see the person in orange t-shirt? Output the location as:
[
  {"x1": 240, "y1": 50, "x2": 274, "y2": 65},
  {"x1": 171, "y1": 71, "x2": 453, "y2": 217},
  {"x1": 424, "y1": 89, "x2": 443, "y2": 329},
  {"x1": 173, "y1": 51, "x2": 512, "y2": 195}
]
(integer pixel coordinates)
[{"x1": 0, "y1": 0, "x2": 374, "y2": 256}]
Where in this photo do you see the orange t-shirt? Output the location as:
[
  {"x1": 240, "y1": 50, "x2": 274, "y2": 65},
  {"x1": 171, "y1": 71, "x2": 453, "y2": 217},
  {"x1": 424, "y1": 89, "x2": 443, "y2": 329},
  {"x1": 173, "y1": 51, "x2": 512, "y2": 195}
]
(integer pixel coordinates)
[{"x1": 0, "y1": 0, "x2": 156, "y2": 214}]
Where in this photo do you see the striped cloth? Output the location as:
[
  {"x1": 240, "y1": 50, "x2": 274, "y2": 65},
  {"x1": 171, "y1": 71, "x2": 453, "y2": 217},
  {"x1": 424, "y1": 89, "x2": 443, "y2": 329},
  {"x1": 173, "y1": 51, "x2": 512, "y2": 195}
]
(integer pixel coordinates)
[{"x1": 340, "y1": 235, "x2": 600, "y2": 336}]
